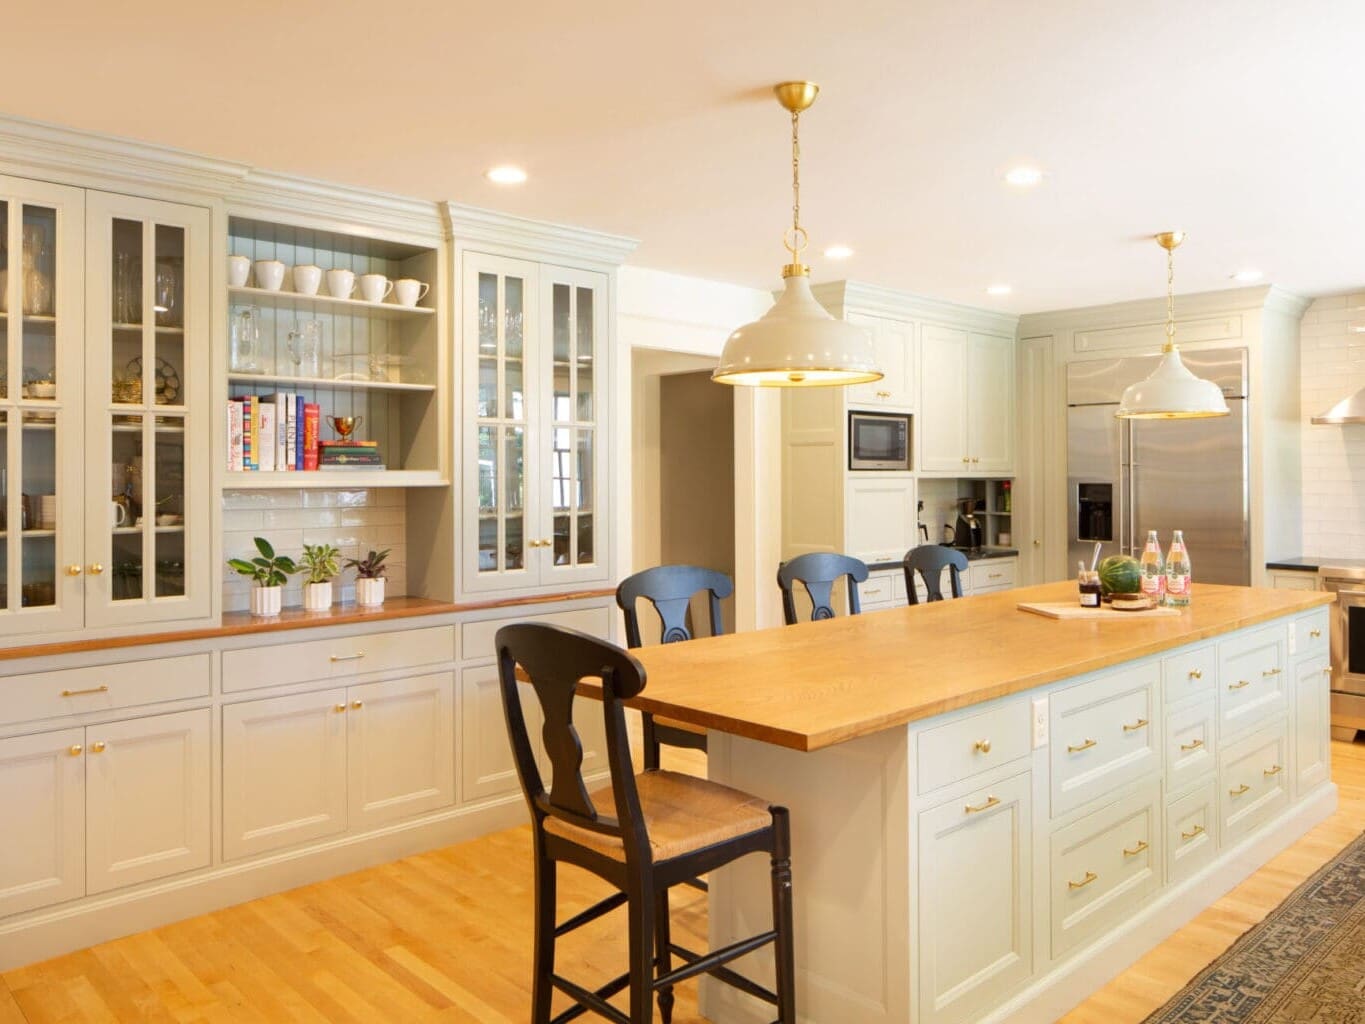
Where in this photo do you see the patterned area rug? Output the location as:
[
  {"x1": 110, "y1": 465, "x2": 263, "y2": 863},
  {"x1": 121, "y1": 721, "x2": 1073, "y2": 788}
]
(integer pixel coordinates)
[{"x1": 1144, "y1": 829, "x2": 1365, "y2": 1022}]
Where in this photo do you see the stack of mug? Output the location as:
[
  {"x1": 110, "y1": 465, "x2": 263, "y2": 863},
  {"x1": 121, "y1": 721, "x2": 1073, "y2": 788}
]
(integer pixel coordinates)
[{"x1": 227, "y1": 255, "x2": 429, "y2": 308}]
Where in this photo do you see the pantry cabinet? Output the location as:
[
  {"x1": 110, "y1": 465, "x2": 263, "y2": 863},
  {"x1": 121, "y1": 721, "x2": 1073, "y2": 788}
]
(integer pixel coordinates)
[{"x1": 920, "y1": 325, "x2": 1014, "y2": 475}]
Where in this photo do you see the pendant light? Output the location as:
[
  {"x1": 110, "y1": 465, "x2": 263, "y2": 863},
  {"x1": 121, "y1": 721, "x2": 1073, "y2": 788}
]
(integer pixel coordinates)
[
  {"x1": 713, "y1": 82, "x2": 881, "y2": 387},
  {"x1": 1116, "y1": 232, "x2": 1230, "y2": 419}
]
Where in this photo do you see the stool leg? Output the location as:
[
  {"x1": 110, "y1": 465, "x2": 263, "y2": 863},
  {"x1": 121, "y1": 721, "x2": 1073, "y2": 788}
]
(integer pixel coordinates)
[
  {"x1": 769, "y1": 807, "x2": 796, "y2": 1023},
  {"x1": 642, "y1": 714, "x2": 661, "y2": 772},
  {"x1": 628, "y1": 883, "x2": 656, "y2": 1023},
  {"x1": 532, "y1": 847, "x2": 556, "y2": 1024},
  {"x1": 654, "y1": 887, "x2": 674, "y2": 1024}
]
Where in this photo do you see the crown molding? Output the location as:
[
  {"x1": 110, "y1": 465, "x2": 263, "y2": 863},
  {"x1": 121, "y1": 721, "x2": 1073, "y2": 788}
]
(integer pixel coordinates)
[
  {"x1": 810, "y1": 279, "x2": 1020, "y2": 336},
  {"x1": 227, "y1": 171, "x2": 444, "y2": 243},
  {"x1": 444, "y1": 202, "x2": 637, "y2": 268},
  {"x1": 1017, "y1": 284, "x2": 1309, "y2": 335}
]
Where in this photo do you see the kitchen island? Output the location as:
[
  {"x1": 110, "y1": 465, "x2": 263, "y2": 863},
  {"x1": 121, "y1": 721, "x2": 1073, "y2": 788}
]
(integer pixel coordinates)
[{"x1": 628, "y1": 581, "x2": 1336, "y2": 1024}]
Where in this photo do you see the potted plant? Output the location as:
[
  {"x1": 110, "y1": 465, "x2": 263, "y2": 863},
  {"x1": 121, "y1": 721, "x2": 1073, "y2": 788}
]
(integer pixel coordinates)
[
  {"x1": 298, "y1": 542, "x2": 341, "y2": 612},
  {"x1": 227, "y1": 537, "x2": 297, "y2": 617},
  {"x1": 346, "y1": 548, "x2": 390, "y2": 608}
]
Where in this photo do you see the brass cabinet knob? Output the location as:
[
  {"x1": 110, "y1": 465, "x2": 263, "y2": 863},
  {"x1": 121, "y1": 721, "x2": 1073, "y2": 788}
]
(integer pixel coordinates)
[
  {"x1": 334, "y1": 703, "x2": 347, "y2": 713},
  {"x1": 971, "y1": 457, "x2": 981, "y2": 464},
  {"x1": 66, "y1": 564, "x2": 83, "y2": 576},
  {"x1": 90, "y1": 741, "x2": 107, "y2": 754},
  {"x1": 352, "y1": 700, "x2": 364, "y2": 710},
  {"x1": 1188, "y1": 669, "x2": 1203, "y2": 680},
  {"x1": 68, "y1": 744, "x2": 83, "y2": 757},
  {"x1": 962, "y1": 456, "x2": 970, "y2": 464},
  {"x1": 1033, "y1": 539, "x2": 1041, "y2": 547},
  {"x1": 1310, "y1": 628, "x2": 1322, "y2": 638},
  {"x1": 87, "y1": 564, "x2": 105, "y2": 576},
  {"x1": 973, "y1": 738, "x2": 992, "y2": 754}
]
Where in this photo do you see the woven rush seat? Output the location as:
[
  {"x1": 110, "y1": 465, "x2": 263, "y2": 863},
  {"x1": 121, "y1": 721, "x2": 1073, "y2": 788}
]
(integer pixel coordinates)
[{"x1": 544, "y1": 769, "x2": 770, "y2": 862}]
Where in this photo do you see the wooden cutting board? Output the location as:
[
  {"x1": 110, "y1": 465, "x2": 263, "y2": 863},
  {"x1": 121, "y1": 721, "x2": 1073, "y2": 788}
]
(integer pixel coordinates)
[{"x1": 1017, "y1": 600, "x2": 1182, "y2": 620}]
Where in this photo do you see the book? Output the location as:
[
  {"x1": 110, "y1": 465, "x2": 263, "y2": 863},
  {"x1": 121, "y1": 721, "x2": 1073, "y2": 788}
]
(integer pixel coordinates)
[
  {"x1": 302, "y1": 403, "x2": 320, "y2": 471},
  {"x1": 283, "y1": 393, "x2": 295, "y2": 471},
  {"x1": 257, "y1": 401, "x2": 277, "y2": 472},
  {"x1": 318, "y1": 440, "x2": 379, "y2": 448},
  {"x1": 239, "y1": 395, "x2": 257, "y2": 471},
  {"x1": 319, "y1": 449, "x2": 385, "y2": 466},
  {"x1": 295, "y1": 395, "x2": 305, "y2": 470},
  {"x1": 317, "y1": 463, "x2": 388, "y2": 471},
  {"x1": 227, "y1": 400, "x2": 244, "y2": 472}
]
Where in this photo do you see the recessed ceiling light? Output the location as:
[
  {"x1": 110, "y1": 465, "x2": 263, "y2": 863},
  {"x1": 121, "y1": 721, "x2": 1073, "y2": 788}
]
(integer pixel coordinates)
[
  {"x1": 986, "y1": 284, "x2": 1012, "y2": 296},
  {"x1": 823, "y1": 244, "x2": 854, "y2": 260},
  {"x1": 485, "y1": 165, "x2": 528, "y2": 186},
  {"x1": 1230, "y1": 268, "x2": 1263, "y2": 283},
  {"x1": 1003, "y1": 165, "x2": 1044, "y2": 188}
]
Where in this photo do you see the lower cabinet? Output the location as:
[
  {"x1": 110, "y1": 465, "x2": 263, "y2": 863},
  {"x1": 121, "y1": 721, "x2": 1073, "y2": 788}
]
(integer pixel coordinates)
[
  {"x1": 1293, "y1": 656, "x2": 1331, "y2": 796},
  {"x1": 1165, "y1": 781, "x2": 1217, "y2": 885},
  {"x1": 222, "y1": 673, "x2": 455, "y2": 861},
  {"x1": 0, "y1": 708, "x2": 210, "y2": 915},
  {"x1": 1219, "y1": 721, "x2": 1290, "y2": 845},
  {"x1": 917, "y1": 771, "x2": 1032, "y2": 1024}
]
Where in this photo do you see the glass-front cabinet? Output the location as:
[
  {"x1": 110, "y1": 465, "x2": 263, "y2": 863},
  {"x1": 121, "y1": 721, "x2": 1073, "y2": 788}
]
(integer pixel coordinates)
[{"x1": 463, "y1": 253, "x2": 607, "y2": 593}]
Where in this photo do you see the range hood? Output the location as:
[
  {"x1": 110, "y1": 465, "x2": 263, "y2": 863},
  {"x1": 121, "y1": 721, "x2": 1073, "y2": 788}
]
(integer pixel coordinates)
[{"x1": 1312, "y1": 387, "x2": 1365, "y2": 424}]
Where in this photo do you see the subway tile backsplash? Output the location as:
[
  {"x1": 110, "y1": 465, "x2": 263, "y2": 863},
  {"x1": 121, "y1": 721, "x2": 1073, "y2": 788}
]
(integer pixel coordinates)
[{"x1": 222, "y1": 488, "x2": 407, "y2": 612}]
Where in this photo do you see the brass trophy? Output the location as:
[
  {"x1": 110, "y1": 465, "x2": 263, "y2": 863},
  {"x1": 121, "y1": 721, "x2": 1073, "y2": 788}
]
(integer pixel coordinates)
[{"x1": 326, "y1": 415, "x2": 363, "y2": 441}]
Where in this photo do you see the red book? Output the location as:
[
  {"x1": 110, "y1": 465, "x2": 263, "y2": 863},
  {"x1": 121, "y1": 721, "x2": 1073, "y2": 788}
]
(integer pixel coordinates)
[{"x1": 303, "y1": 403, "x2": 320, "y2": 471}]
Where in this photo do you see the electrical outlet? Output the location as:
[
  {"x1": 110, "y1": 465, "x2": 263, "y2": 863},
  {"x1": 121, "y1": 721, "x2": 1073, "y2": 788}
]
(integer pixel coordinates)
[{"x1": 1032, "y1": 697, "x2": 1049, "y2": 749}]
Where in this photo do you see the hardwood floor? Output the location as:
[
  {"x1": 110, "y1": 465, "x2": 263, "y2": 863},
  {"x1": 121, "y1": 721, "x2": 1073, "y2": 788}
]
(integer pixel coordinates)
[{"x1": 3, "y1": 741, "x2": 1362, "y2": 1023}]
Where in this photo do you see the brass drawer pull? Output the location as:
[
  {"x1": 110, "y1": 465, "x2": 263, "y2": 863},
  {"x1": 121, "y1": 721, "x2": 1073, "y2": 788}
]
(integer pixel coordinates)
[
  {"x1": 1188, "y1": 668, "x2": 1203, "y2": 680},
  {"x1": 1310, "y1": 628, "x2": 1322, "y2": 638},
  {"x1": 1122, "y1": 718, "x2": 1149, "y2": 732},
  {"x1": 964, "y1": 795, "x2": 1000, "y2": 815},
  {"x1": 1262, "y1": 667, "x2": 1282, "y2": 677},
  {"x1": 973, "y1": 739, "x2": 992, "y2": 754},
  {"x1": 1179, "y1": 738, "x2": 1205, "y2": 752},
  {"x1": 1068, "y1": 871, "x2": 1098, "y2": 891},
  {"x1": 875, "y1": 390, "x2": 891, "y2": 398},
  {"x1": 1123, "y1": 840, "x2": 1149, "y2": 858},
  {"x1": 1228, "y1": 680, "x2": 1251, "y2": 691},
  {"x1": 1263, "y1": 764, "x2": 1283, "y2": 777},
  {"x1": 330, "y1": 652, "x2": 366, "y2": 663},
  {"x1": 61, "y1": 685, "x2": 109, "y2": 697},
  {"x1": 1067, "y1": 738, "x2": 1097, "y2": 754},
  {"x1": 1229, "y1": 783, "x2": 1251, "y2": 797},
  {"x1": 1181, "y1": 824, "x2": 1206, "y2": 842}
]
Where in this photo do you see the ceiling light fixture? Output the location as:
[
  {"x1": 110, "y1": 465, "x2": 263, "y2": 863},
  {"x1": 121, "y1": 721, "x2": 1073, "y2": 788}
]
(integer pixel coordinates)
[
  {"x1": 713, "y1": 82, "x2": 880, "y2": 388},
  {"x1": 1004, "y1": 165, "x2": 1044, "y2": 188},
  {"x1": 1116, "y1": 232, "x2": 1230, "y2": 420},
  {"x1": 485, "y1": 165, "x2": 527, "y2": 185},
  {"x1": 823, "y1": 244, "x2": 854, "y2": 260},
  {"x1": 1230, "y1": 268, "x2": 1263, "y2": 283},
  {"x1": 986, "y1": 284, "x2": 1012, "y2": 296}
]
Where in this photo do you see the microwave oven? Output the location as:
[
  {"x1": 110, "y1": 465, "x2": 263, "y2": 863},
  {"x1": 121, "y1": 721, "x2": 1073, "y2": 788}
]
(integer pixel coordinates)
[{"x1": 848, "y1": 411, "x2": 912, "y2": 471}]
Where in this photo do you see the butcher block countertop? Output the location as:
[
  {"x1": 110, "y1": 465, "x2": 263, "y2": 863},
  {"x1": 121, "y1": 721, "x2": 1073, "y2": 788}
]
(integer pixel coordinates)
[{"x1": 621, "y1": 581, "x2": 1334, "y2": 752}]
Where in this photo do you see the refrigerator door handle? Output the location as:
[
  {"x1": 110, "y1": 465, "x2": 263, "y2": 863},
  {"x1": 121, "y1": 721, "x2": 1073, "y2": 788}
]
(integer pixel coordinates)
[
  {"x1": 1116, "y1": 421, "x2": 1127, "y2": 554},
  {"x1": 1128, "y1": 421, "x2": 1138, "y2": 554}
]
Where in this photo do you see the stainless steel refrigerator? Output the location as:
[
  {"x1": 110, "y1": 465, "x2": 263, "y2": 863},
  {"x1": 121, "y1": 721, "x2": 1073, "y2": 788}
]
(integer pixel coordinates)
[{"x1": 1067, "y1": 348, "x2": 1250, "y2": 585}]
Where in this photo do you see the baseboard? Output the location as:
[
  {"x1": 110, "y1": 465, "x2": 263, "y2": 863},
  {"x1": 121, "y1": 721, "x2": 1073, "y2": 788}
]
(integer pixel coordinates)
[{"x1": 0, "y1": 794, "x2": 529, "y2": 971}]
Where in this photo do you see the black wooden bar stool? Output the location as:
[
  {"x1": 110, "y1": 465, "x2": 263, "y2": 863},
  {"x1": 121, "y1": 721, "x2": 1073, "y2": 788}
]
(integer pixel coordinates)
[
  {"x1": 616, "y1": 565, "x2": 733, "y2": 772},
  {"x1": 776, "y1": 551, "x2": 869, "y2": 624},
  {"x1": 902, "y1": 544, "x2": 969, "y2": 605},
  {"x1": 496, "y1": 622, "x2": 797, "y2": 1024}
]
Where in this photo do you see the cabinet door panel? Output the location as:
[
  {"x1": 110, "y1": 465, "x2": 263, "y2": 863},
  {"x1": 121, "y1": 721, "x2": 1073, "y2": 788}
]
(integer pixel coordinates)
[
  {"x1": 918, "y1": 772, "x2": 1031, "y2": 1024},
  {"x1": 848, "y1": 314, "x2": 915, "y2": 410},
  {"x1": 845, "y1": 477, "x2": 917, "y2": 566},
  {"x1": 0, "y1": 728, "x2": 85, "y2": 915},
  {"x1": 223, "y1": 689, "x2": 348, "y2": 860},
  {"x1": 919, "y1": 325, "x2": 968, "y2": 472},
  {"x1": 348, "y1": 672, "x2": 455, "y2": 829},
  {"x1": 460, "y1": 663, "x2": 542, "y2": 802},
  {"x1": 967, "y1": 333, "x2": 1014, "y2": 474},
  {"x1": 86, "y1": 708, "x2": 210, "y2": 894},
  {"x1": 1293, "y1": 657, "x2": 1331, "y2": 796}
]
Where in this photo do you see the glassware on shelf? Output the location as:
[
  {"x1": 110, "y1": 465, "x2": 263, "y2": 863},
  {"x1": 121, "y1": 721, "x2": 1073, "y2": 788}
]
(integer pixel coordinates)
[
  {"x1": 22, "y1": 224, "x2": 53, "y2": 317},
  {"x1": 154, "y1": 257, "x2": 182, "y2": 326},
  {"x1": 114, "y1": 250, "x2": 141, "y2": 323},
  {"x1": 229, "y1": 307, "x2": 262, "y2": 373},
  {"x1": 286, "y1": 319, "x2": 323, "y2": 379}
]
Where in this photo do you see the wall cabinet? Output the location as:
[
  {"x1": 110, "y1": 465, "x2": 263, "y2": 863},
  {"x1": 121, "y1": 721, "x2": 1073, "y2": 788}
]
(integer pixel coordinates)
[
  {"x1": 919, "y1": 326, "x2": 1014, "y2": 475},
  {"x1": 847, "y1": 313, "x2": 916, "y2": 411},
  {"x1": 222, "y1": 673, "x2": 455, "y2": 860}
]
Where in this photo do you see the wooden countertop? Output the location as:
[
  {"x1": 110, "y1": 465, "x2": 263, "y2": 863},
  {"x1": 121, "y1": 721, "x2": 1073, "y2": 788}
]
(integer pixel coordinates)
[
  {"x1": 619, "y1": 581, "x2": 1334, "y2": 753},
  {"x1": 0, "y1": 588, "x2": 615, "y2": 664}
]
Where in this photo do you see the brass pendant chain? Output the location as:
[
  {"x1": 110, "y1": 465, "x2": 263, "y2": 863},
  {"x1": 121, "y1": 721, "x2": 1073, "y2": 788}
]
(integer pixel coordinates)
[
  {"x1": 791, "y1": 109, "x2": 801, "y2": 241},
  {"x1": 1165, "y1": 244, "x2": 1176, "y2": 351}
]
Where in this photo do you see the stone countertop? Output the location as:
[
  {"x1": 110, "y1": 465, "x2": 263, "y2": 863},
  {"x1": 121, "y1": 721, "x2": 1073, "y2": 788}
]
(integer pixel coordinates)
[
  {"x1": 866, "y1": 547, "x2": 1019, "y2": 573},
  {"x1": 1267, "y1": 557, "x2": 1365, "y2": 572}
]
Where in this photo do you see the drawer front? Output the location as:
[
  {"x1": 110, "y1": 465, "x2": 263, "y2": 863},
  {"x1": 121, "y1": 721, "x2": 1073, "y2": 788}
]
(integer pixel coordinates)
[
  {"x1": 1294, "y1": 608, "x2": 1329, "y2": 659},
  {"x1": 223, "y1": 625, "x2": 456, "y2": 694},
  {"x1": 1166, "y1": 781, "x2": 1218, "y2": 885},
  {"x1": 1163, "y1": 643, "x2": 1216, "y2": 706},
  {"x1": 462, "y1": 606, "x2": 611, "y2": 664},
  {"x1": 1050, "y1": 664, "x2": 1160, "y2": 817},
  {"x1": 1166, "y1": 698, "x2": 1217, "y2": 796},
  {"x1": 1218, "y1": 625, "x2": 1287, "y2": 739},
  {"x1": 0, "y1": 654, "x2": 211, "y2": 727},
  {"x1": 971, "y1": 560, "x2": 1016, "y2": 592},
  {"x1": 858, "y1": 573, "x2": 896, "y2": 609},
  {"x1": 1051, "y1": 781, "x2": 1161, "y2": 958},
  {"x1": 1219, "y1": 722, "x2": 1290, "y2": 844},
  {"x1": 917, "y1": 700, "x2": 1031, "y2": 795}
]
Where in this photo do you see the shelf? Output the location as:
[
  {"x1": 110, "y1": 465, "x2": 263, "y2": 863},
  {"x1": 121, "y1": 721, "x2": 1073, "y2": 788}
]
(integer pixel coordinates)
[
  {"x1": 112, "y1": 323, "x2": 185, "y2": 334},
  {"x1": 0, "y1": 312, "x2": 56, "y2": 324},
  {"x1": 222, "y1": 469, "x2": 446, "y2": 490},
  {"x1": 228, "y1": 286, "x2": 435, "y2": 321},
  {"x1": 19, "y1": 529, "x2": 55, "y2": 538},
  {"x1": 226, "y1": 372, "x2": 436, "y2": 394},
  {"x1": 111, "y1": 525, "x2": 185, "y2": 535}
]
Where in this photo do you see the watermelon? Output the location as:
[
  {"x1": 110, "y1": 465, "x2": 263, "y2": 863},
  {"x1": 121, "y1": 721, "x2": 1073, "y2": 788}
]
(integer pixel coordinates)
[{"x1": 1097, "y1": 555, "x2": 1142, "y2": 596}]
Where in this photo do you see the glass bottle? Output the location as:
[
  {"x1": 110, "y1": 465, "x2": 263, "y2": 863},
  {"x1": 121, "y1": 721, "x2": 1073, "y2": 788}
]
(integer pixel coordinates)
[
  {"x1": 1165, "y1": 530, "x2": 1191, "y2": 607},
  {"x1": 1140, "y1": 530, "x2": 1165, "y2": 602}
]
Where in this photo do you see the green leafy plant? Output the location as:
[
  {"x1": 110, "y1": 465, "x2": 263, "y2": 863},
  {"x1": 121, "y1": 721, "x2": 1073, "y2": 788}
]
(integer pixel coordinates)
[
  {"x1": 345, "y1": 548, "x2": 390, "y2": 580},
  {"x1": 226, "y1": 537, "x2": 297, "y2": 588},
  {"x1": 298, "y1": 543, "x2": 341, "y2": 585}
]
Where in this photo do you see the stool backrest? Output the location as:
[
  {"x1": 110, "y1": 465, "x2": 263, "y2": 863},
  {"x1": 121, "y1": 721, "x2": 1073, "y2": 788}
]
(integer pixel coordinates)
[
  {"x1": 496, "y1": 623, "x2": 647, "y2": 851},
  {"x1": 903, "y1": 544, "x2": 969, "y2": 604},
  {"x1": 776, "y1": 552, "x2": 870, "y2": 625},
  {"x1": 616, "y1": 564, "x2": 734, "y2": 648}
]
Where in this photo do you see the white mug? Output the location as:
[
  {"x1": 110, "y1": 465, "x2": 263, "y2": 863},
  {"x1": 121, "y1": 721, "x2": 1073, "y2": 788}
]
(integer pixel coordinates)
[
  {"x1": 358, "y1": 273, "x2": 393, "y2": 304},
  {"x1": 111, "y1": 501, "x2": 128, "y2": 528},
  {"x1": 292, "y1": 264, "x2": 323, "y2": 296},
  {"x1": 393, "y1": 279, "x2": 430, "y2": 307},
  {"x1": 326, "y1": 268, "x2": 357, "y2": 299},
  {"x1": 253, "y1": 259, "x2": 286, "y2": 291},
  {"x1": 227, "y1": 255, "x2": 251, "y2": 288}
]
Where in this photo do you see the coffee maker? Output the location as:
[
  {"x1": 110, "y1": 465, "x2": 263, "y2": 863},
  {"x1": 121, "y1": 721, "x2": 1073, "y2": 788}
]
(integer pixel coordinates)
[{"x1": 953, "y1": 500, "x2": 983, "y2": 552}]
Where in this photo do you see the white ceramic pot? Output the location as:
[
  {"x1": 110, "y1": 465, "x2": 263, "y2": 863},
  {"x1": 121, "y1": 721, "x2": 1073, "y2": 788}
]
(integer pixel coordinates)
[
  {"x1": 227, "y1": 255, "x2": 251, "y2": 288},
  {"x1": 355, "y1": 577, "x2": 385, "y2": 608},
  {"x1": 358, "y1": 274, "x2": 393, "y2": 304},
  {"x1": 250, "y1": 585, "x2": 283, "y2": 617},
  {"x1": 292, "y1": 264, "x2": 323, "y2": 296},
  {"x1": 393, "y1": 278, "x2": 430, "y2": 307},
  {"x1": 303, "y1": 580, "x2": 333, "y2": 611},
  {"x1": 326, "y1": 268, "x2": 357, "y2": 299},
  {"x1": 253, "y1": 260, "x2": 286, "y2": 291}
]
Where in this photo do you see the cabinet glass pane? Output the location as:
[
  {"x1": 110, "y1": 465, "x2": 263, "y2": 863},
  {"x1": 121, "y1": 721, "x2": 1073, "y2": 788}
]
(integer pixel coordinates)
[
  {"x1": 477, "y1": 425, "x2": 496, "y2": 514},
  {"x1": 576, "y1": 431, "x2": 594, "y2": 564},
  {"x1": 111, "y1": 219, "x2": 143, "y2": 403},
  {"x1": 110, "y1": 416, "x2": 144, "y2": 602},
  {"x1": 505, "y1": 277, "x2": 523, "y2": 358},
  {"x1": 576, "y1": 286, "x2": 594, "y2": 422},
  {"x1": 478, "y1": 273, "x2": 497, "y2": 354},
  {"x1": 477, "y1": 357, "x2": 497, "y2": 418},
  {"x1": 22, "y1": 206, "x2": 57, "y2": 402},
  {"x1": 154, "y1": 226, "x2": 186, "y2": 415},
  {"x1": 0, "y1": 200, "x2": 8, "y2": 393},
  {"x1": 21, "y1": 411, "x2": 57, "y2": 607},
  {"x1": 504, "y1": 427, "x2": 524, "y2": 571},
  {"x1": 153, "y1": 417, "x2": 186, "y2": 597},
  {"x1": 504, "y1": 358, "x2": 523, "y2": 421},
  {"x1": 0, "y1": 411, "x2": 7, "y2": 610},
  {"x1": 552, "y1": 283, "x2": 570, "y2": 363}
]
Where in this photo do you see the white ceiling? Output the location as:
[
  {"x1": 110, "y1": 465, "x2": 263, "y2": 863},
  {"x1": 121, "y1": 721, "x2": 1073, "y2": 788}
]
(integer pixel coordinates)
[{"x1": 6, "y1": 0, "x2": 1364, "y2": 313}]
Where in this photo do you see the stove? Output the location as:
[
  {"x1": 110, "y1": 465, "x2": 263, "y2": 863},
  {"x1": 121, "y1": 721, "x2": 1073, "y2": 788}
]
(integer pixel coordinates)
[{"x1": 1317, "y1": 565, "x2": 1365, "y2": 740}]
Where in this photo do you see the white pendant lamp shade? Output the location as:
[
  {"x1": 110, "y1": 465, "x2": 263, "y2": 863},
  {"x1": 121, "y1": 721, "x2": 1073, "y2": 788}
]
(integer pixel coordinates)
[
  {"x1": 1116, "y1": 346, "x2": 1230, "y2": 418},
  {"x1": 713, "y1": 275, "x2": 881, "y2": 386},
  {"x1": 1115, "y1": 230, "x2": 1229, "y2": 420}
]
